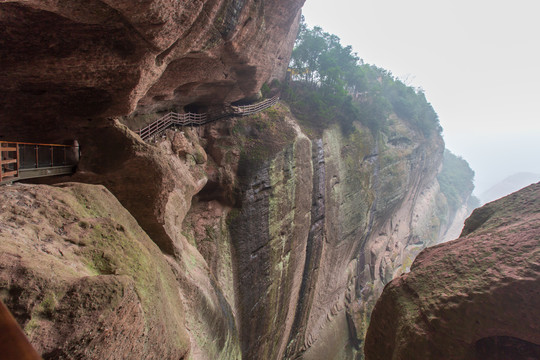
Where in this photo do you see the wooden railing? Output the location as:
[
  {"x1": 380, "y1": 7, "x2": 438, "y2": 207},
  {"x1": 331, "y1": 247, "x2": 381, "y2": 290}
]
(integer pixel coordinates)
[
  {"x1": 0, "y1": 142, "x2": 18, "y2": 182},
  {"x1": 0, "y1": 141, "x2": 79, "y2": 183},
  {"x1": 137, "y1": 112, "x2": 209, "y2": 141},
  {"x1": 231, "y1": 95, "x2": 279, "y2": 116},
  {"x1": 136, "y1": 94, "x2": 280, "y2": 141}
]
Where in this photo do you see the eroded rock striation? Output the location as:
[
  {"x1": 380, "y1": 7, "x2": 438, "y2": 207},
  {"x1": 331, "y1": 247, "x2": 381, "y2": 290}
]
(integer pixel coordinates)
[
  {"x1": 177, "y1": 105, "x2": 452, "y2": 359},
  {"x1": 365, "y1": 182, "x2": 540, "y2": 360}
]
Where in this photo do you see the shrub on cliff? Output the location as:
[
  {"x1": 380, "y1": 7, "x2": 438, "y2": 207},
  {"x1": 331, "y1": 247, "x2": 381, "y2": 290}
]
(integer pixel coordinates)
[{"x1": 438, "y1": 149, "x2": 476, "y2": 214}]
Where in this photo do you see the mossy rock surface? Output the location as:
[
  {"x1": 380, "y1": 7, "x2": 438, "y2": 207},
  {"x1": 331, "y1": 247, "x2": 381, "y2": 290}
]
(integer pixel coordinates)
[{"x1": 0, "y1": 182, "x2": 189, "y2": 359}]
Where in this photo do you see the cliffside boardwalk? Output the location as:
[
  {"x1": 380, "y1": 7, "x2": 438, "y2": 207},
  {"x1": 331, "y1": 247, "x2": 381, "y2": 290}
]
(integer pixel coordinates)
[
  {"x1": 0, "y1": 96, "x2": 278, "y2": 184},
  {"x1": 0, "y1": 141, "x2": 79, "y2": 184},
  {"x1": 136, "y1": 94, "x2": 280, "y2": 141}
]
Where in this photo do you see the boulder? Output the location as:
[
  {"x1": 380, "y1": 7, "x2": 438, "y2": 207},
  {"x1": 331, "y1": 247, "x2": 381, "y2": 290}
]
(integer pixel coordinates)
[{"x1": 365, "y1": 182, "x2": 540, "y2": 359}]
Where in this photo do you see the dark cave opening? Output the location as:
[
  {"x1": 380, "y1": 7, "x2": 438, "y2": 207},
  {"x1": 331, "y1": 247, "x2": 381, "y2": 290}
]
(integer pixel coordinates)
[
  {"x1": 183, "y1": 103, "x2": 208, "y2": 114},
  {"x1": 475, "y1": 336, "x2": 540, "y2": 360}
]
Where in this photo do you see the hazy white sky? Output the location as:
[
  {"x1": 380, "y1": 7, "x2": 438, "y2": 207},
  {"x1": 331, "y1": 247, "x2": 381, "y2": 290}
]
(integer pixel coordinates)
[{"x1": 302, "y1": 0, "x2": 540, "y2": 194}]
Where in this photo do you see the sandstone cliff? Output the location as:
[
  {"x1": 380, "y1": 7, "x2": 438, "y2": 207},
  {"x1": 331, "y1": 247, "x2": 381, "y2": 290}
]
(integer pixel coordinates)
[
  {"x1": 365, "y1": 182, "x2": 540, "y2": 360},
  {"x1": 0, "y1": 102, "x2": 461, "y2": 359},
  {"x1": 0, "y1": 1, "x2": 475, "y2": 359}
]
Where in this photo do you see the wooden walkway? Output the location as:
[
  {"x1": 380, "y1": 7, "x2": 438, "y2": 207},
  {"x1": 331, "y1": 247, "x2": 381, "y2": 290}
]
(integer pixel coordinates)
[
  {"x1": 0, "y1": 141, "x2": 79, "y2": 184},
  {"x1": 1, "y1": 96, "x2": 279, "y2": 183},
  {"x1": 136, "y1": 95, "x2": 279, "y2": 141}
]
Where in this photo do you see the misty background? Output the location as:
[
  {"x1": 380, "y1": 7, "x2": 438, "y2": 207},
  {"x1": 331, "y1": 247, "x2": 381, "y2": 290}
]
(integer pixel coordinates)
[{"x1": 301, "y1": 0, "x2": 540, "y2": 199}]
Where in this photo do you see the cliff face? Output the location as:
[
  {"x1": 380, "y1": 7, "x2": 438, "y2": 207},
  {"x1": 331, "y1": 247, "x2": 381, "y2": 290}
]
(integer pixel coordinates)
[
  {"x1": 0, "y1": 2, "x2": 473, "y2": 359},
  {"x1": 0, "y1": 103, "x2": 456, "y2": 359},
  {"x1": 0, "y1": 0, "x2": 303, "y2": 141},
  {"x1": 183, "y1": 105, "x2": 450, "y2": 359},
  {"x1": 293, "y1": 115, "x2": 446, "y2": 358},
  {"x1": 365, "y1": 182, "x2": 540, "y2": 360}
]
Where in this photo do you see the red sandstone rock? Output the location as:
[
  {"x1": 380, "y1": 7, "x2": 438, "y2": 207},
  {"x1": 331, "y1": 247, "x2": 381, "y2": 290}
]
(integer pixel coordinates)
[
  {"x1": 0, "y1": 0, "x2": 304, "y2": 141},
  {"x1": 69, "y1": 120, "x2": 208, "y2": 256},
  {"x1": 365, "y1": 182, "x2": 540, "y2": 360},
  {"x1": 0, "y1": 183, "x2": 190, "y2": 359}
]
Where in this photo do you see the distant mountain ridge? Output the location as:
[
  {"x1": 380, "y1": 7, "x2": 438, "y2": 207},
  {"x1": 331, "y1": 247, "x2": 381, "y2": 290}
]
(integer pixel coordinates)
[{"x1": 479, "y1": 172, "x2": 540, "y2": 204}]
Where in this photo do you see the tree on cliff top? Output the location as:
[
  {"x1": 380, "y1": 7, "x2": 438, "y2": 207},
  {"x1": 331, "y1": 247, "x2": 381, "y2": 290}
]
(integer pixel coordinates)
[{"x1": 286, "y1": 19, "x2": 441, "y2": 135}]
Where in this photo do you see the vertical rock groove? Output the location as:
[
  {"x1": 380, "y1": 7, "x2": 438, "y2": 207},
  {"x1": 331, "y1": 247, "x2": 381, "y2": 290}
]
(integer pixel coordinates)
[
  {"x1": 356, "y1": 138, "x2": 380, "y2": 294},
  {"x1": 285, "y1": 139, "x2": 326, "y2": 358}
]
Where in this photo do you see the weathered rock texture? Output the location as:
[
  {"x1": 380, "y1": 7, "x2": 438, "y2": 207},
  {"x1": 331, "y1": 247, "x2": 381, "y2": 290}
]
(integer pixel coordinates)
[
  {"x1": 0, "y1": 2, "x2": 472, "y2": 356},
  {"x1": 181, "y1": 105, "x2": 452, "y2": 359},
  {"x1": 0, "y1": 183, "x2": 190, "y2": 359},
  {"x1": 23, "y1": 122, "x2": 243, "y2": 359},
  {"x1": 72, "y1": 120, "x2": 209, "y2": 256},
  {"x1": 0, "y1": 0, "x2": 303, "y2": 141},
  {"x1": 365, "y1": 182, "x2": 540, "y2": 360},
  {"x1": 0, "y1": 98, "x2": 468, "y2": 358},
  {"x1": 284, "y1": 115, "x2": 447, "y2": 359},
  {"x1": 230, "y1": 111, "x2": 312, "y2": 359}
]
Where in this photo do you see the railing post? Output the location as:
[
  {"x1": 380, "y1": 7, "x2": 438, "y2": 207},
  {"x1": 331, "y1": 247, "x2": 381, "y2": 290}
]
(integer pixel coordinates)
[
  {"x1": 50, "y1": 146, "x2": 53, "y2": 167},
  {"x1": 73, "y1": 140, "x2": 80, "y2": 164},
  {"x1": 35, "y1": 145, "x2": 38, "y2": 168},
  {"x1": 15, "y1": 143, "x2": 19, "y2": 178}
]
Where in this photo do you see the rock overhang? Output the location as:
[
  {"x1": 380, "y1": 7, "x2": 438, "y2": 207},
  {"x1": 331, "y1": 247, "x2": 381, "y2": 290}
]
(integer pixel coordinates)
[{"x1": 0, "y1": 0, "x2": 304, "y2": 140}]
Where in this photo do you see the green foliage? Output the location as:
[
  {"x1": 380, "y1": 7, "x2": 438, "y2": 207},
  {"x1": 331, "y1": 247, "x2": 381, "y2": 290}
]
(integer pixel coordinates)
[
  {"x1": 285, "y1": 19, "x2": 441, "y2": 135},
  {"x1": 37, "y1": 292, "x2": 59, "y2": 319},
  {"x1": 261, "y1": 83, "x2": 271, "y2": 98},
  {"x1": 382, "y1": 79, "x2": 441, "y2": 135},
  {"x1": 357, "y1": 92, "x2": 391, "y2": 132},
  {"x1": 282, "y1": 82, "x2": 359, "y2": 135},
  {"x1": 438, "y1": 150, "x2": 476, "y2": 214}
]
